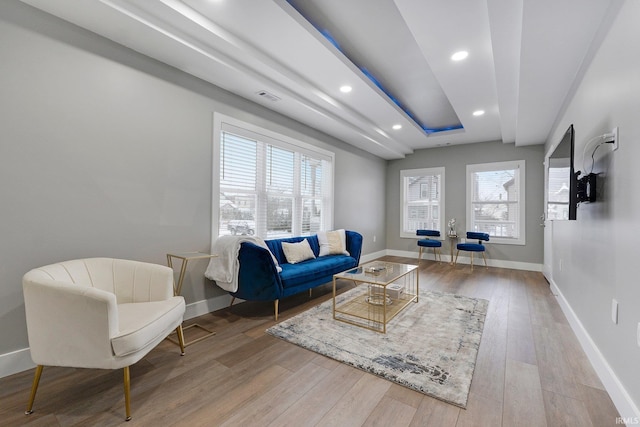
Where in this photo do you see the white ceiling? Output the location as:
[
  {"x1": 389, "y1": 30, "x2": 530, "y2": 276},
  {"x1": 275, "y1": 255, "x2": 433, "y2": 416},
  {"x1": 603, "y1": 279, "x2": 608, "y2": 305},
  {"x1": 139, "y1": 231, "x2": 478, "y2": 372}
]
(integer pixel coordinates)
[{"x1": 22, "y1": 0, "x2": 616, "y2": 159}]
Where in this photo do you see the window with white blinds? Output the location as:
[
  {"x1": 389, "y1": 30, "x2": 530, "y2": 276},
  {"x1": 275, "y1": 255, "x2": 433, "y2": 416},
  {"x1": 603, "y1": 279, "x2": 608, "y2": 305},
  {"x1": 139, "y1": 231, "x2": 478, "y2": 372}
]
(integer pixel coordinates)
[
  {"x1": 400, "y1": 167, "x2": 445, "y2": 238},
  {"x1": 215, "y1": 116, "x2": 333, "y2": 240},
  {"x1": 466, "y1": 160, "x2": 525, "y2": 245}
]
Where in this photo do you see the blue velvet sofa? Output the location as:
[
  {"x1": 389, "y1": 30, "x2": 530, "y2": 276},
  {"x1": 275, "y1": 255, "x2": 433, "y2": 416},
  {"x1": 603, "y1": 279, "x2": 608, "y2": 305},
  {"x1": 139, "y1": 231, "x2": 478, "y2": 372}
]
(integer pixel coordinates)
[{"x1": 229, "y1": 230, "x2": 363, "y2": 319}]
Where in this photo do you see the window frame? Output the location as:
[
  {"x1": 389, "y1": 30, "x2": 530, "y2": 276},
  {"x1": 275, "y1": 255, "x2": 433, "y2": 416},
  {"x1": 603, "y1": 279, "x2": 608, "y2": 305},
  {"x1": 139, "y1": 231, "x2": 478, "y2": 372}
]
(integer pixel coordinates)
[
  {"x1": 466, "y1": 160, "x2": 526, "y2": 245},
  {"x1": 400, "y1": 167, "x2": 445, "y2": 239},
  {"x1": 212, "y1": 113, "x2": 334, "y2": 244}
]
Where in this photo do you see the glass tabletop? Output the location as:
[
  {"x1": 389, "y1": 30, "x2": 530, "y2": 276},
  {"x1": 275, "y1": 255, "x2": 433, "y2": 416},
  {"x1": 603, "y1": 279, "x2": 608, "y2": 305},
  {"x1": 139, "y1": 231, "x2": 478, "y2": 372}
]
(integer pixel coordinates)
[{"x1": 334, "y1": 261, "x2": 417, "y2": 286}]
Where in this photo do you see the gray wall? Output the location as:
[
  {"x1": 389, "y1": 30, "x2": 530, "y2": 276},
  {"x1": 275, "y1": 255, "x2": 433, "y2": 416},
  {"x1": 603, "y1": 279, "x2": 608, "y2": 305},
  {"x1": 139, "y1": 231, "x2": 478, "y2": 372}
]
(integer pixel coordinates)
[
  {"x1": 0, "y1": 2, "x2": 386, "y2": 360},
  {"x1": 386, "y1": 141, "x2": 545, "y2": 265},
  {"x1": 545, "y1": 0, "x2": 640, "y2": 412}
]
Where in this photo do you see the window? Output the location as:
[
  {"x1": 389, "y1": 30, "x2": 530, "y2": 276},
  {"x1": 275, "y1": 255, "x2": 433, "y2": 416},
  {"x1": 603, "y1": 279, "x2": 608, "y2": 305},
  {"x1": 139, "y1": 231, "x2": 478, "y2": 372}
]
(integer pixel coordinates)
[
  {"x1": 400, "y1": 167, "x2": 445, "y2": 238},
  {"x1": 213, "y1": 114, "x2": 334, "y2": 240},
  {"x1": 466, "y1": 160, "x2": 525, "y2": 245}
]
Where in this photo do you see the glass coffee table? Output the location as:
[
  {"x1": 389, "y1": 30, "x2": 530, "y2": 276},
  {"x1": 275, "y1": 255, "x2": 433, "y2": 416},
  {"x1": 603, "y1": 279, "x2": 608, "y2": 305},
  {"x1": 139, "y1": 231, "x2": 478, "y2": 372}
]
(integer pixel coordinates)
[{"x1": 333, "y1": 261, "x2": 418, "y2": 333}]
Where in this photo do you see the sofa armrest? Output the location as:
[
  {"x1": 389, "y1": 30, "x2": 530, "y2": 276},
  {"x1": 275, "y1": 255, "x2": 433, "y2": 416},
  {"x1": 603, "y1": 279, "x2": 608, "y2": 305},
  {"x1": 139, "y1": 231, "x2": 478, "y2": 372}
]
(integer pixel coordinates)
[
  {"x1": 22, "y1": 277, "x2": 118, "y2": 367},
  {"x1": 234, "y1": 242, "x2": 283, "y2": 301},
  {"x1": 346, "y1": 230, "x2": 363, "y2": 264}
]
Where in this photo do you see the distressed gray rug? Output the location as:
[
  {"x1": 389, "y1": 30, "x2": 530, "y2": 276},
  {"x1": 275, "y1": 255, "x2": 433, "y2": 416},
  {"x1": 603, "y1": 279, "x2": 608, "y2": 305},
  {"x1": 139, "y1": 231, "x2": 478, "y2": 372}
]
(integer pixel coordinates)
[{"x1": 266, "y1": 287, "x2": 488, "y2": 408}]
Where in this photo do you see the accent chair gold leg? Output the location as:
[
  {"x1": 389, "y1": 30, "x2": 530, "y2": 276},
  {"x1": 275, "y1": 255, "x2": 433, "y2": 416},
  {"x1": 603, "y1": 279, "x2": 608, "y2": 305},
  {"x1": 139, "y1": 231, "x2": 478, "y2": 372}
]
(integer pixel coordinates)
[
  {"x1": 274, "y1": 300, "x2": 279, "y2": 321},
  {"x1": 418, "y1": 247, "x2": 423, "y2": 266},
  {"x1": 454, "y1": 250, "x2": 460, "y2": 265},
  {"x1": 470, "y1": 252, "x2": 474, "y2": 271},
  {"x1": 229, "y1": 296, "x2": 236, "y2": 308},
  {"x1": 175, "y1": 325, "x2": 186, "y2": 356},
  {"x1": 25, "y1": 365, "x2": 43, "y2": 415},
  {"x1": 309, "y1": 289, "x2": 312, "y2": 298},
  {"x1": 123, "y1": 366, "x2": 132, "y2": 421},
  {"x1": 482, "y1": 252, "x2": 488, "y2": 268}
]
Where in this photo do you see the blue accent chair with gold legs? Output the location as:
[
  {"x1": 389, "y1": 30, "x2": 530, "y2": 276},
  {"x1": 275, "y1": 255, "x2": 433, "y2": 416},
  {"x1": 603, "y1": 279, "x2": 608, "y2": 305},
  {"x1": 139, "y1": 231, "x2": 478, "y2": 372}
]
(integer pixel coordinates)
[
  {"x1": 454, "y1": 232, "x2": 490, "y2": 271},
  {"x1": 416, "y1": 229, "x2": 442, "y2": 264}
]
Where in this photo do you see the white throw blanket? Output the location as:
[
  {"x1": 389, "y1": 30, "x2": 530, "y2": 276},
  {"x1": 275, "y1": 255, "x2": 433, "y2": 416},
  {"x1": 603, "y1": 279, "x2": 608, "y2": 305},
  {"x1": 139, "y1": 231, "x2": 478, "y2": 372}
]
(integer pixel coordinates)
[{"x1": 205, "y1": 235, "x2": 280, "y2": 292}]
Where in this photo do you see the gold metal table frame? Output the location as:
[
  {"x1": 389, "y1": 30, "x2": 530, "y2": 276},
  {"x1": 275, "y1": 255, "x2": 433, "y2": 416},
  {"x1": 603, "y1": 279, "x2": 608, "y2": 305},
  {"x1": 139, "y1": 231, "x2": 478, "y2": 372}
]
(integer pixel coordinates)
[
  {"x1": 448, "y1": 233, "x2": 458, "y2": 265},
  {"x1": 166, "y1": 252, "x2": 217, "y2": 347},
  {"x1": 332, "y1": 261, "x2": 418, "y2": 333}
]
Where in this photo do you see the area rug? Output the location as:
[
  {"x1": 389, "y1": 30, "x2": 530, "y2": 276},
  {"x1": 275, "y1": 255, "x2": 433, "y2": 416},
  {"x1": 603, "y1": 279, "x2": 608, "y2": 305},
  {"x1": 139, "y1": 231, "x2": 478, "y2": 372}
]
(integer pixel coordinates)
[{"x1": 266, "y1": 287, "x2": 488, "y2": 408}]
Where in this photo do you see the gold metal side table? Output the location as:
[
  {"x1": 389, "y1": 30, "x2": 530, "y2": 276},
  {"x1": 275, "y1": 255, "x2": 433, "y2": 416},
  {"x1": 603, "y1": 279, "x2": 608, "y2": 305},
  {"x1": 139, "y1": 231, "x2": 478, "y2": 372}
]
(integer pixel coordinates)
[
  {"x1": 448, "y1": 234, "x2": 458, "y2": 265},
  {"x1": 167, "y1": 252, "x2": 217, "y2": 347}
]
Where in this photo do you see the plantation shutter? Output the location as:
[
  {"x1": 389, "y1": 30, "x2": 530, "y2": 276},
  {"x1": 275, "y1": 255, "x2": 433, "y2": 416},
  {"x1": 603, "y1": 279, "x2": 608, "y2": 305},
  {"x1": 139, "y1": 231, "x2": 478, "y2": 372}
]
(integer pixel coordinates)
[{"x1": 218, "y1": 123, "x2": 332, "y2": 239}]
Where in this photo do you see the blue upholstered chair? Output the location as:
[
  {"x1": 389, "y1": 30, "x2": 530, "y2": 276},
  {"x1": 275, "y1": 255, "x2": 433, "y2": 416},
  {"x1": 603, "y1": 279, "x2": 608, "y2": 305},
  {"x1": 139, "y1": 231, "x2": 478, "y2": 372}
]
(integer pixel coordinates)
[
  {"x1": 454, "y1": 232, "x2": 490, "y2": 270},
  {"x1": 416, "y1": 230, "x2": 442, "y2": 263}
]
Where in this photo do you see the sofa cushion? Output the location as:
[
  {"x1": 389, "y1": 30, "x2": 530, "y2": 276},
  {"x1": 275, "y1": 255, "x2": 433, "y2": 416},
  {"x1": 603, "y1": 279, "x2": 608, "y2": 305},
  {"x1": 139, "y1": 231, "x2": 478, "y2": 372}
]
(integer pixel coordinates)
[
  {"x1": 267, "y1": 235, "x2": 321, "y2": 265},
  {"x1": 282, "y1": 239, "x2": 316, "y2": 264},
  {"x1": 112, "y1": 297, "x2": 185, "y2": 357},
  {"x1": 317, "y1": 229, "x2": 350, "y2": 256},
  {"x1": 279, "y1": 255, "x2": 356, "y2": 289}
]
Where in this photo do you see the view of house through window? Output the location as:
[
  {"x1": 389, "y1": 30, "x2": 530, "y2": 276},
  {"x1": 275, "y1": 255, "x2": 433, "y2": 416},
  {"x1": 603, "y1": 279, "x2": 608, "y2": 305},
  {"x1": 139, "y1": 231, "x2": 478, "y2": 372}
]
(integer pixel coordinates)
[
  {"x1": 216, "y1": 118, "x2": 333, "y2": 239},
  {"x1": 466, "y1": 160, "x2": 525, "y2": 245},
  {"x1": 400, "y1": 167, "x2": 445, "y2": 238}
]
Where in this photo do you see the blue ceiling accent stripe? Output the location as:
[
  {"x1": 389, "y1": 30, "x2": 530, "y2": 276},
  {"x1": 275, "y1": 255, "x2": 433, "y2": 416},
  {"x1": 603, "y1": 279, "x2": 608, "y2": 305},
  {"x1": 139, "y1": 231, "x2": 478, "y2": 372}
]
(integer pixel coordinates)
[
  {"x1": 286, "y1": 1, "x2": 463, "y2": 134},
  {"x1": 358, "y1": 67, "x2": 463, "y2": 134},
  {"x1": 320, "y1": 29, "x2": 341, "y2": 50}
]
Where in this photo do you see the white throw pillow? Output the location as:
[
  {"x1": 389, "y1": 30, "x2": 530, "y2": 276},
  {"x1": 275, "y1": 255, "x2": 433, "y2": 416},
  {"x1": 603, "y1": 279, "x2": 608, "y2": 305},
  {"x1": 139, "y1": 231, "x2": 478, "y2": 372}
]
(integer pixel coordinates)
[
  {"x1": 281, "y1": 239, "x2": 316, "y2": 264},
  {"x1": 317, "y1": 229, "x2": 350, "y2": 256}
]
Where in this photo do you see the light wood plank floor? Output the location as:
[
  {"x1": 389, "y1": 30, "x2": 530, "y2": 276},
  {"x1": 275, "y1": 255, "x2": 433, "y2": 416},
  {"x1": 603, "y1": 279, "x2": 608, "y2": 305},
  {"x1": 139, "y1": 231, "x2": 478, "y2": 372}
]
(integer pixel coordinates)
[{"x1": 0, "y1": 256, "x2": 621, "y2": 426}]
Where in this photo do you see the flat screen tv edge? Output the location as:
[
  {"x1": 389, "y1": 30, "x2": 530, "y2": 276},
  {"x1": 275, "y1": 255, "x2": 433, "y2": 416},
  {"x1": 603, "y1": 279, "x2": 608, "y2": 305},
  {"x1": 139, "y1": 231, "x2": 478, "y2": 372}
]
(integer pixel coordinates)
[
  {"x1": 568, "y1": 124, "x2": 578, "y2": 220},
  {"x1": 548, "y1": 124, "x2": 577, "y2": 221}
]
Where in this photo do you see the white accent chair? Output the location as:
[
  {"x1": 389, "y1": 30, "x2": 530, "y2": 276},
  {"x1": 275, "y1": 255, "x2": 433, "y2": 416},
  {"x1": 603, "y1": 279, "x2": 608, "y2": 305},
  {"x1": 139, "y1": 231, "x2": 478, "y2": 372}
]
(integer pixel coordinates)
[{"x1": 22, "y1": 258, "x2": 186, "y2": 421}]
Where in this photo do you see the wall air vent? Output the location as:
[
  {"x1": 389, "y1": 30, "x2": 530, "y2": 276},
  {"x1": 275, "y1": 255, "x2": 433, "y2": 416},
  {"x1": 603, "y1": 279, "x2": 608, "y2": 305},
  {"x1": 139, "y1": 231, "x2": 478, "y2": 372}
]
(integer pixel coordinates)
[{"x1": 256, "y1": 90, "x2": 281, "y2": 102}]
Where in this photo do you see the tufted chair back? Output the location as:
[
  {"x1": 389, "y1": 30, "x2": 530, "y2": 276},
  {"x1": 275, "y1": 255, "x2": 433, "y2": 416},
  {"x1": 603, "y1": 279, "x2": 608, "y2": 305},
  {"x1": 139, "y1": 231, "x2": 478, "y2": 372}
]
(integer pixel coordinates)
[{"x1": 24, "y1": 258, "x2": 174, "y2": 304}]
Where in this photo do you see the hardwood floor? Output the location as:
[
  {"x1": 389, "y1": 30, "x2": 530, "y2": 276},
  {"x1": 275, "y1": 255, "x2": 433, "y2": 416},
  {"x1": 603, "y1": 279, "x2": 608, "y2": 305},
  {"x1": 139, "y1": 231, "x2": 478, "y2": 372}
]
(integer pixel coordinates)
[{"x1": 0, "y1": 256, "x2": 620, "y2": 426}]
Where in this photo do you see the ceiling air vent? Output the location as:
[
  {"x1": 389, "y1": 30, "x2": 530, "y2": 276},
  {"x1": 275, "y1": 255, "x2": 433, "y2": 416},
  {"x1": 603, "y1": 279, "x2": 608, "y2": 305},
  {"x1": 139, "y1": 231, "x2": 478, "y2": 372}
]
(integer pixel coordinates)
[{"x1": 256, "y1": 90, "x2": 281, "y2": 102}]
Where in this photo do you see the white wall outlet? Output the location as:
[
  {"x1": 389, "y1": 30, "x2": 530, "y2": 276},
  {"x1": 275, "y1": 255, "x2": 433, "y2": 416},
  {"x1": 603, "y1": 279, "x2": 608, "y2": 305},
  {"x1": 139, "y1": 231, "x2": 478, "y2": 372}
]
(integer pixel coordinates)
[
  {"x1": 559, "y1": 259, "x2": 563, "y2": 271},
  {"x1": 612, "y1": 127, "x2": 619, "y2": 151},
  {"x1": 611, "y1": 299, "x2": 618, "y2": 324},
  {"x1": 373, "y1": 235, "x2": 377, "y2": 243}
]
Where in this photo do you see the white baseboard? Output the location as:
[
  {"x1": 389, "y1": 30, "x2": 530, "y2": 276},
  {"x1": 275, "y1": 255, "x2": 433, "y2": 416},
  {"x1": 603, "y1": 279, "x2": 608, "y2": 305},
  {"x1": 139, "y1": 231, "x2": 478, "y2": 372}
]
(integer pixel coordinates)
[
  {"x1": 360, "y1": 250, "x2": 387, "y2": 264},
  {"x1": 384, "y1": 249, "x2": 542, "y2": 272},
  {"x1": 184, "y1": 293, "x2": 237, "y2": 321},
  {"x1": 550, "y1": 279, "x2": 640, "y2": 420},
  {"x1": 0, "y1": 347, "x2": 35, "y2": 379}
]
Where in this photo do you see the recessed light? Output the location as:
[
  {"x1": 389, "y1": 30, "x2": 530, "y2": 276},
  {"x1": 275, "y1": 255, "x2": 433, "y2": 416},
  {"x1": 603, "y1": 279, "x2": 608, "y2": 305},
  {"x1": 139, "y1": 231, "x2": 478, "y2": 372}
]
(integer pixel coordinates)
[
  {"x1": 473, "y1": 110, "x2": 485, "y2": 116},
  {"x1": 392, "y1": 124, "x2": 402, "y2": 130},
  {"x1": 339, "y1": 85, "x2": 352, "y2": 93},
  {"x1": 451, "y1": 51, "x2": 468, "y2": 61}
]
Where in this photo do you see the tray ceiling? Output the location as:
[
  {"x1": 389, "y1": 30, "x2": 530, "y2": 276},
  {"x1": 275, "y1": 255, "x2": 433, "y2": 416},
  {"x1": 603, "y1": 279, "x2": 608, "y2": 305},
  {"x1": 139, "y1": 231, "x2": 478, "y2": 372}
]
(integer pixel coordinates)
[{"x1": 22, "y1": 0, "x2": 617, "y2": 159}]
